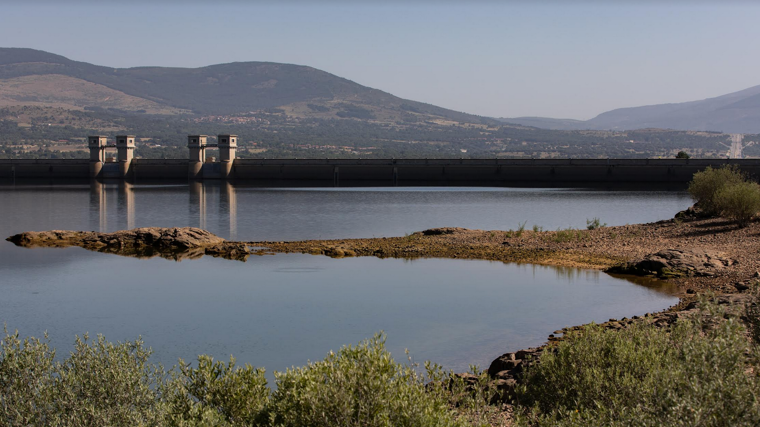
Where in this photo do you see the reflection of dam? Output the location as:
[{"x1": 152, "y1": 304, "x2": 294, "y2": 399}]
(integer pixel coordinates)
[
  {"x1": 189, "y1": 181, "x2": 237, "y2": 239},
  {"x1": 89, "y1": 181, "x2": 237, "y2": 238}
]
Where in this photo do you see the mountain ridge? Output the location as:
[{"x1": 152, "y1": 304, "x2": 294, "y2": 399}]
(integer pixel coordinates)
[
  {"x1": 500, "y1": 84, "x2": 760, "y2": 134},
  {"x1": 0, "y1": 47, "x2": 496, "y2": 125}
]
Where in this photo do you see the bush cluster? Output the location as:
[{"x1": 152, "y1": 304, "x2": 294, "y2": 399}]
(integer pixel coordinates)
[
  {"x1": 1, "y1": 332, "x2": 498, "y2": 427},
  {"x1": 513, "y1": 298, "x2": 760, "y2": 426},
  {"x1": 688, "y1": 165, "x2": 760, "y2": 225}
]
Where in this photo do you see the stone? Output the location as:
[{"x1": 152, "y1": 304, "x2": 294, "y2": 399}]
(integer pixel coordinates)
[
  {"x1": 606, "y1": 248, "x2": 735, "y2": 278},
  {"x1": 6, "y1": 227, "x2": 248, "y2": 262},
  {"x1": 421, "y1": 227, "x2": 468, "y2": 236},
  {"x1": 735, "y1": 282, "x2": 751, "y2": 292}
]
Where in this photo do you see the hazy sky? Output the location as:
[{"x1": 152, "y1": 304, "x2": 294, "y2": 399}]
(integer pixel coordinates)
[{"x1": 2, "y1": 1, "x2": 760, "y2": 120}]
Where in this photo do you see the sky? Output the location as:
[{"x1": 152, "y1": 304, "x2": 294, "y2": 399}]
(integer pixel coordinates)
[{"x1": 2, "y1": 1, "x2": 760, "y2": 120}]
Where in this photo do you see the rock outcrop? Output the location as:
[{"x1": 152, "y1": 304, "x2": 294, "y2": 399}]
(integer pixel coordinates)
[
  {"x1": 7, "y1": 227, "x2": 250, "y2": 261},
  {"x1": 606, "y1": 248, "x2": 736, "y2": 278}
]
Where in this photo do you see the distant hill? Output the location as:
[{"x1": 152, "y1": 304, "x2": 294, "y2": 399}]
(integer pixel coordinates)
[
  {"x1": 0, "y1": 47, "x2": 495, "y2": 124},
  {"x1": 500, "y1": 85, "x2": 760, "y2": 134},
  {"x1": 497, "y1": 117, "x2": 590, "y2": 131}
]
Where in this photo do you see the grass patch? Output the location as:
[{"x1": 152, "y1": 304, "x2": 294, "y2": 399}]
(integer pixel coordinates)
[{"x1": 547, "y1": 228, "x2": 590, "y2": 243}]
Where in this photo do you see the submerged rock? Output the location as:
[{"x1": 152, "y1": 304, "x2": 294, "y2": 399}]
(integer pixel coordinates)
[
  {"x1": 606, "y1": 248, "x2": 736, "y2": 278},
  {"x1": 7, "y1": 227, "x2": 250, "y2": 262}
]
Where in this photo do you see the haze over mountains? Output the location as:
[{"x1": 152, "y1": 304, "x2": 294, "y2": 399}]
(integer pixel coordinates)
[
  {"x1": 0, "y1": 47, "x2": 494, "y2": 125},
  {"x1": 3, "y1": 48, "x2": 760, "y2": 134},
  {"x1": 0, "y1": 47, "x2": 756, "y2": 161},
  {"x1": 502, "y1": 85, "x2": 760, "y2": 134}
]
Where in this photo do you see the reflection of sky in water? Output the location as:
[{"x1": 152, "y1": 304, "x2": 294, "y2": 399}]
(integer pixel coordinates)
[{"x1": 0, "y1": 183, "x2": 684, "y2": 375}]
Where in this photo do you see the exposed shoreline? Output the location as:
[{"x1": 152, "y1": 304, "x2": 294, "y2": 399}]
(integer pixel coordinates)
[{"x1": 8, "y1": 213, "x2": 758, "y2": 402}]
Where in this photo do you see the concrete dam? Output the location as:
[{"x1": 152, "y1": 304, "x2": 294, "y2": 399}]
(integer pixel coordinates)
[{"x1": 1, "y1": 134, "x2": 759, "y2": 186}]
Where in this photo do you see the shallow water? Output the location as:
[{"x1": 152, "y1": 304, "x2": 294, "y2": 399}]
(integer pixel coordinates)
[{"x1": 0, "y1": 182, "x2": 685, "y2": 373}]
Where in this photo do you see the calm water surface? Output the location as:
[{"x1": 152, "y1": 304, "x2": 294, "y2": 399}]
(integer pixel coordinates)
[{"x1": 0, "y1": 183, "x2": 688, "y2": 373}]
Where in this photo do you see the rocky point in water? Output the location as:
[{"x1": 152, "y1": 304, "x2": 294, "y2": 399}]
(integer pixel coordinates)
[{"x1": 6, "y1": 227, "x2": 251, "y2": 261}]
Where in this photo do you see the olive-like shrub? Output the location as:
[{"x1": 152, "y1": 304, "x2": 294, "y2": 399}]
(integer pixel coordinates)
[
  {"x1": 688, "y1": 165, "x2": 760, "y2": 224},
  {"x1": 1, "y1": 331, "x2": 498, "y2": 427},
  {"x1": 513, "y1": 300, "x2": 760, "y2": 427}
]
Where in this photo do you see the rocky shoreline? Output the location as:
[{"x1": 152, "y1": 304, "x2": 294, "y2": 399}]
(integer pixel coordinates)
[
  {"x1": 7, "y1": 213, "x2": 759, "y2": 404},
  {"x1": 6, "y1": 227, "x2": 251, "y2": 261}
]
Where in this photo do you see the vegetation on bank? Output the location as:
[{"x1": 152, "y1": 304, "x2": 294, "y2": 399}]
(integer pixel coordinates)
[
  {"x1": 688, "y1": 165, "x2": 760, "y2": 225},
  {"x1": 0, "y1": 331, "x2": 502, "y2": 427},
  {"x1": 513, "y1": 295, "x2": 760, "y2": 426},
  {"x1": 3, "y1": 293, "x2": 760, "y2": 426}
]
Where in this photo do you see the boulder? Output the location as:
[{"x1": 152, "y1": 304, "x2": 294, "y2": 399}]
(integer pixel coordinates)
[
  {"x1": 606, "y1": 248, "x2": 735, "y2": 278},
  {"x1": 421, "y1": 227, "x2": 468, "y2": 236}
]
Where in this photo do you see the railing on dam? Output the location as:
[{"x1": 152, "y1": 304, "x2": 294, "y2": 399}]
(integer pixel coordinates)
[{"x1": 2, "y1": 158, "x2": 760, "y2": 185}]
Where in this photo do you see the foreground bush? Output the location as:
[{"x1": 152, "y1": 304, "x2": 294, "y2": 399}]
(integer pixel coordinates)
[
  {"x1": 1, "y1": 331, "x2": 492, "y2": 427},
  {"x1": 688, "y1": 165, "x2": 751, "y2": 216},
  {"x1": 270, "y1": 334, "x2": 473, "y2": 427},
  {"x1": 514, "y1": 300, "x2": 760, "y2": 426},
  {"x1": 0, "y1": 332, "x2": 166, "y2": 426}
]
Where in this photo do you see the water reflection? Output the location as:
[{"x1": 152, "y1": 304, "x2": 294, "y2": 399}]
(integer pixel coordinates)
[
  {"x1": 91, "y1": 181, "x2": 238, "y2": 238},
  {"x1": 118, "y1": 182, "x2": 135, "y2": 230},
  {"x1": 89, "y1": 180, "x2": 108, "y2": 231}
]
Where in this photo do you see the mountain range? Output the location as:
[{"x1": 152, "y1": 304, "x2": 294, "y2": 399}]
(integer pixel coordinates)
[
  {"x1": 2, "y1": 47, "x2": 760, "y2": 134},
  {"x1": 0, "y1": 47, "x2": 495, "y2": 125},
  {"x1": 501, "y1": 85, "x2": 760, "y2": 134}
]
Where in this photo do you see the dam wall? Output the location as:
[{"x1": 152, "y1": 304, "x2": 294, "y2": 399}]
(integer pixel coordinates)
[{"x1": 2, "y1": 158, "x2": 760, "y2": 185}]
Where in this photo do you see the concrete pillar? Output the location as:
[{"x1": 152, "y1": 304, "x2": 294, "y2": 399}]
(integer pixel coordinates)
[
  {"x1": 218, "y1": 134, "x2": 237, "y2": 179},
  {"x1": 115, "y1": 135, "x2": 136, "y2": 179},
  {"x1": 188, "y1": 135, "x2": 207, "y2": 180},
  {"x1": 88, "y1": 136, "x2": 107, "y2": 179}
]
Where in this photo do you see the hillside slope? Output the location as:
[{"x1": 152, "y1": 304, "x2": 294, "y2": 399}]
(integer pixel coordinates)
[{"x1": 0, "y1": 48, "x2": 494, "y2": 124}]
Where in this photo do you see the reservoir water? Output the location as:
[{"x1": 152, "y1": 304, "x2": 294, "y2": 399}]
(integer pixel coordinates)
[{"x1": 0, "y1": 182, "x2": 688, "y2": 373}]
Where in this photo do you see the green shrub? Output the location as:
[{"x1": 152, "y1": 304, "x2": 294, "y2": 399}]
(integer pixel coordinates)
[
  {"x1": 0, "y1": 330, "x2": 57, "y2": 426},
  {"x1": 688, "y1": 165, "x2": 747, "y2": 215},
  {"x1": 0, "y1": 331, "x2": 167, "y2": 427},
  {"x1": 1, "y1": 331, "x2": 498, "y2": 427},
  {"x1": 514, "y1": 301, "x2": 760, "y2": 426},
  {"x1": 269, "y1": 333, "x2": 469, "y2": 427},
  {"x1": 714, "y1": 180, "x2": 760, "y2": 226},
  {"x1": 165, "y1": 355, "x2": 269, "y2": 427}
]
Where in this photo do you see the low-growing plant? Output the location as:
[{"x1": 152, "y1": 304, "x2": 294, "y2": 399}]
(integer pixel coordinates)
[
  {"x1": 532, "y1": 225, "x2": 543, "y2": 233},
  {"x1": 516, "y1": 221, "x2": 527, "y2": 237},
  {"x1": 746, "y1": 282, "x2": 760, "y2": 346},
  {"x1": 549, "y1": 228, "x2": 590, "y2": 243},
  {"x1": 585, "y1": 217, "x2": 606, "y2": 230},
  {"x1": 514, "y1": 300, "x2": 760, "y2": 426}
]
